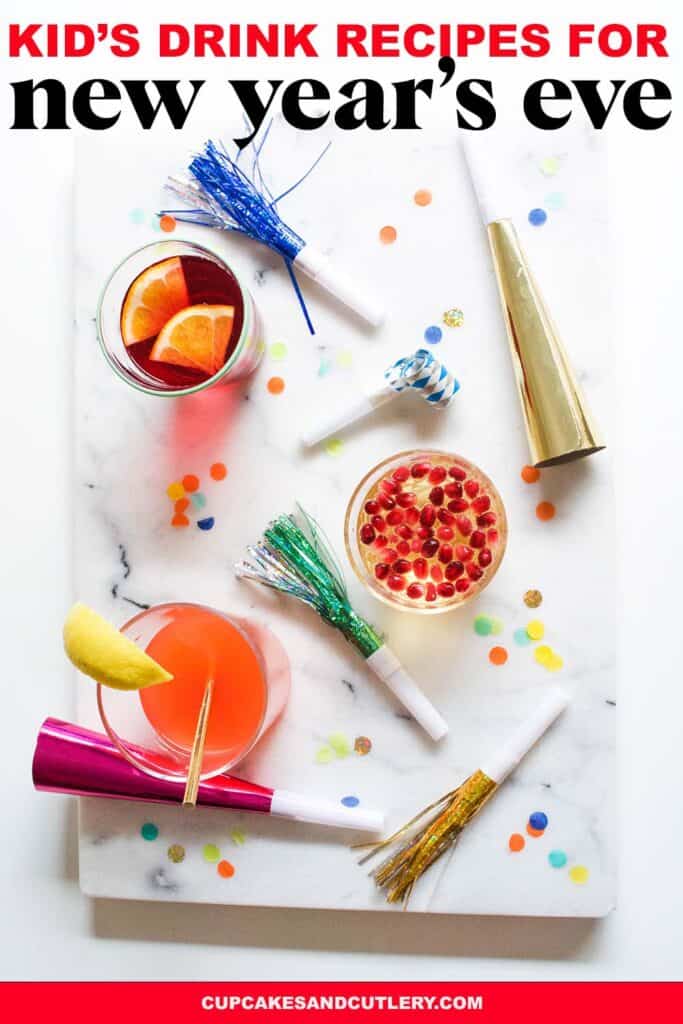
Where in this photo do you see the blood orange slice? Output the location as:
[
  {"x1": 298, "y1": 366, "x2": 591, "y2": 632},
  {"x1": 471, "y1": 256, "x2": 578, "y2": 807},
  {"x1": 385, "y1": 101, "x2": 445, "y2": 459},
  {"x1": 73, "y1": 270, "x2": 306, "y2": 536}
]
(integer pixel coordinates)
[
  {"x1": 149, "y1": 305, "x2": 235, "y2": 376},
  {"x1": 121, "y1": 257, "x2": 190, "y2": 347}
]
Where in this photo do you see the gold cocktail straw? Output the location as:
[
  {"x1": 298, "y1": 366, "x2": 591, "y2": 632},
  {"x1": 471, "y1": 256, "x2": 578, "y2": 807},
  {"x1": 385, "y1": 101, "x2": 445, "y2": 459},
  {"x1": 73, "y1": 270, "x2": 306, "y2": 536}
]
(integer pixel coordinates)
[
  {"x1": 358, "y1": 690, "x2": 569, "y2": 905},
  {"x1": 183, "y1": 678, "x2": 214, "y2": 807}
]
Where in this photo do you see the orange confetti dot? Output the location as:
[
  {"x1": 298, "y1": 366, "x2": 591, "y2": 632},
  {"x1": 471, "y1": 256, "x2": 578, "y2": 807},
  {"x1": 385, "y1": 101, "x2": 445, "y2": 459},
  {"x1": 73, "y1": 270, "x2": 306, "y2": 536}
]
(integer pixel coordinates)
[
  {"x1": 414, "y1": 189, "x2": 432, "y2": 207},
  {"x1": 217, "y1": 859, "x2": 235, "y2": 878},
  {"x1": 521, "y1": 465, "x2": 541, "y2": 483},
  {"x1": 171, "y1": 514, "x2": 189, "y2": 528},
  {"x1": 267, "y1": 376, "x2": 285, "y2": 395},
  {"x1": 159, "y1": 214, "x2": 176, "y2": 233},
  {"x1": 210, "y1": 462, "x2": 227, "y2": 481},
  {"x1": 182, "y1": 474, "x2": 199, "y2": 493},
  {"x1": 509, "y1": 833, "x2": 525, "y2": 852},
  {"x1": 175, "y1": 497, "x2": 190, "y2": 514},
  {"x1": 526, "y1": 824, "x2": 545, "y2": 838},
  {"x1": 379, "y1": 225, "x2": 397, "y2": 244},
  {"x1": 489, "y1": 646, "x2": 508, "y2": 666},
  {"x1": 536, "y1": 501, "x2": 556, "y2": 522}
]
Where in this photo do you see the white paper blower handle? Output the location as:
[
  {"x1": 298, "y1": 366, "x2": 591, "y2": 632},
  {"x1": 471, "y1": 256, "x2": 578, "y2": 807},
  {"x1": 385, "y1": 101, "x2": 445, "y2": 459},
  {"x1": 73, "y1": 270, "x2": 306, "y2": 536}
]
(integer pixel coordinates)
[
  {"x1": 366, "y1": 646, "x2": 448, "y2": 742},
  {"x1": 481, "y1": 689, "x2": 570, "y2": 785},
  {"x1": 270, "y1": 789, "x2": 384, "y2": 832},
  {"x1": 301, "y1": 384, "x2": 395, "y2": 448},
  {"x1": 295, "y1": 244, "x2": 385, "y2": 327}
]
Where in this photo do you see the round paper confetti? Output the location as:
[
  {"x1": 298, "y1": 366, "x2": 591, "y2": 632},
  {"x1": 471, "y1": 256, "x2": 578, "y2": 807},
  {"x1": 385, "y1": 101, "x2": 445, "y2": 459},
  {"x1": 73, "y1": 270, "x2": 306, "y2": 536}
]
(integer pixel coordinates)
[
  {"x1": 267, "y1": 376, "x2": 285, "y2": 395},
  {"x1": 528, "y1": 208, "x2": 548, "y2": 227},
  {"x1": 526, "y1": 620, "x2": 545, "y2": 641},
  {"x1": 129, "y1": 208, "x2": 145, "y2": 225},
  {"x1": 521, "y1": 465, "x2": 540, "y2": 484},
  {"x1": 231, "y1": 829, "x2": 246, "y2": 846},
  {"x1": 540, "y1": 156, "x2": 561, "y2": 176},
  {"x1": 534, "y1": 645, "x2": 553, "y2": 666},
  {"x1": 545, "y1": 192, "x2": 565, "y2": 211},
  {"x1": 354, "y1": 736, "x2": 372, "y2": 756},
  {"x1": 529, "y1": 811, "x2": 548, "y2": 830},
  {"x1": 141, "y1": 823, "x2": 159, "y2": 841},
  {"x1": 536, "y1": 501, "x2": 556, "y2": 522},
  {"x1": 509, "y1": 833, "x2": 525, "y2": 852},
  {"x1": 167, "y1": 482, "x2": 185, "y2": 501},
  {"x1": 217, "y1": 859, "x2": 235, "y2": 878},
  {"x1": 414, "y1": 189, "x2": 432, "y2": 206},
  {"x1": 336, "y1": 350, "x2": 353, "y2": 370},
  {"x1": 269, "y1": 341, "x2": 288, "y2": 361},
  {"x1": 341, "y1": 795, "x2": 360, "y2": 808},
  {"x1": 424, "y1": 325, "x2": 442, "y2": 345},
  {"x1": 210, "y1": 462, "x2": 227, "y2": 481},
  {"x1": 514, "y1": 627, "x2": 532, "y2": 647},
  {"x1": 524, "y1": 589, "x2": 543, "y2": 609},
  {"x1": 202, "y1": 843, "x2": 221, "y2": 863},
  {"x1": 197, "y1": 517, "x2": 215, "y2": 531},
  {"x1": 182, "y1": 474, "x2": 199, "y2": 493},
  {"x1": 526, "y1": 824, "x2": 544, "y2": 838},
  {"x1": 159, "y1": 214, "x2": 176, "y2": 233},
  {"x1": 379, "y1": 225, "x2": 397, "y2": 244},
  {"x1": 324, "y1": 438, "x2": 344, "y2": 458},
  {"x1": 569, "y1": 865, "x2": 589, "y2": 885},
  {"x1": 329, "y1": 732, "x2": 351, "y2": 758},
  {"x1": 489, "y1": 646, "x2": 508, "y2": 666},
  {"x1": 315, "y1": 746, "x2": 335, "y2": 764},
  {"x1": 318, "y1": 356, "x2": 333, "y2": 378},
  {"x1": 171, "y1": 514, "x2": 190, "y2": 528},
  {"x1": 490, "y1": 618, "x2": 504, "y2": 636},
  {"x1": 191, "y1": 492, "x2": 207, "y2": 509},
  {"x1": 443, "y1": 308, "x2": 464, "y2": 328},
  {"x1": 548, "y1": 850, "x2": 567, "y2": 868},
  {"x1": 474, "y1": 615, "x2": 493, "y2": 636},
  {"x1": 167, "y1": 843, "x2": 185, "y2": 863},
  {"x1": 175, "y1": 497, "x2": 190, "y2": 514}
]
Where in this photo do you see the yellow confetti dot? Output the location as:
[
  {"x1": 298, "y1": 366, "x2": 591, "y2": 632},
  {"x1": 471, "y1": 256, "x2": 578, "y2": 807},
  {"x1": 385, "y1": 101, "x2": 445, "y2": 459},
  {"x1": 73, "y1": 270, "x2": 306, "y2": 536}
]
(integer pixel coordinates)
[
  {"x1": 202, "y1": 843, "x2": 221, "y2": 863},
  {"x1": 540, "y1": 156, "x2": 561, "y2": 176},
  {"x1": 527, "y1": 620, "x2": 545, "y2": 641},
  {"x1": 569, "y1": 865, "x2": 589, "y2": 885},
  {"x1": 534, "y1": 644, "x2": 554, "y2": 666},
  {"x1": 166, "y1": 482, "x2": 185, "y2": 501},
  {"x1": 324, "y1": 438, "x2": 344, "y2": 458},
  {"x1": 315, "y1": 746, "x2": 334, "y2": 764},
  {"x1": 336, "y1": 350, "x2": 353, "y2": 370},
  {"x1": 230, "y1": 829, "x2": 246, "y2": 846},
  {"x1": 547, "y1": 653, "x2": 564, "y2": 672},
  {"x1": 269, "y1": 341, "x2": 288, "y2": 361},
  {"x1": 490, "y1": 617, "x2": 504, "y2": 636},
  {"x1": 328, "y1": 732, "x2": 351, "y2": 758}
]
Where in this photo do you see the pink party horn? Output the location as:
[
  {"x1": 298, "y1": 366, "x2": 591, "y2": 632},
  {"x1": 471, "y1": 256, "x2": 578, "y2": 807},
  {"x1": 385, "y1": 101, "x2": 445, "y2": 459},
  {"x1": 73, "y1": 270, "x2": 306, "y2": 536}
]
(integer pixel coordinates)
[{"x1": 32, "y1": 718, "x2": 384, "y2": 833}]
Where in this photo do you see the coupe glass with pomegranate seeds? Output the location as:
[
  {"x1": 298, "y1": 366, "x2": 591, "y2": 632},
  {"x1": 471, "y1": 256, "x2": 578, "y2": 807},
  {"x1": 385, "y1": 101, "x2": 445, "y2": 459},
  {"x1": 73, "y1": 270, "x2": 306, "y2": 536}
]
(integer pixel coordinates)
[{"x1": 345, "y1": 450, "x2": 507, "y2": 614}]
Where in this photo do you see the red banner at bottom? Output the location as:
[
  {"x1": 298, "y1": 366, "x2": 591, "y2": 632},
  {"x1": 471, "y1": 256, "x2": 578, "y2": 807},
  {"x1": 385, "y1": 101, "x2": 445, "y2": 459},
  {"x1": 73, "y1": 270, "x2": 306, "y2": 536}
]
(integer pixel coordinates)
[{"x1": 0, "y1": 982, "x2": 681, "y2": 1021}]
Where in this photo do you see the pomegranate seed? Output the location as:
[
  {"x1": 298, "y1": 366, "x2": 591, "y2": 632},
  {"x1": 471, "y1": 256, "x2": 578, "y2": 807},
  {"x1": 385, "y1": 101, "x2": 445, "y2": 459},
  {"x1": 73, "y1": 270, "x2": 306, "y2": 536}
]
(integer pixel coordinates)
[
  {"x1": 397, "y1": 540, "x2": 410, "y2": 556},
  {"x1": 445, "y1": 481, "x2": 463, "y2": 499},
  {"x1": 437, "y1": 581, "x2": 455, "y2": 598},
  {"x1": 448, "y1": 498, "x2": 469, "y2": 513},
  {"x1": 470, "y1": 530, "x2": 486, "y2": 549},
  {"x1": 429, "y1": 486, "x2": 444, "y2": 506},
  {"x1": 456, "y1": 544, "x2": 473, "y2": 561},
  {"x1": 488, "y1": 529, "x2": 499, "y2": 545},
  {"x1": 421, "y1": 538, "x2": 439, "y2": 558},
  {"x1": 378, "y1": 493, "x2": 395, "y2": 511},
  {"x1": 411, "y1": 461, "x2": 432, "y2": 478},
  {"x1": 455, "y1": 577, "x2": 470, "y2": 593},
  {"x1": 373, "y1": 534, "x2": 388, "y2": 549},
  {"x1": 425, "y1": 582, "x2": 437, "y2": 602},
  {"x1": 445, "y1": 560, "x2": 464, "y2": 580},
  {"x1": 371, "y1": 514, "x2": 385, "y2": 531},
  {"x1": 360, "y1": 524, "x2": 375, "y2": 544},
  {"x1": 413, "y1": 557, "x2": 428, "y2": 579},
  {"x1": 417, "y1": 526, "x2": 434, "y2": 540},
  {"x1": 456, "y1": 515, "x2": 473, "y2": 536},
  {"x1": 467, "y1": 562, "x2": 483, "y2": 581},
  {"x1": 383, "y1": 479, "x2": 400, "y2": 495},
  {"x1": 478, "y1": 548, "x2": 492, "y2": 567},
  {"x1": 405, "y1": 506, "x2": 420, "y2": 525},
  {"x1": 383, "y1": 548, "x2": 398, "y2": 564},
  {"x1": 386, "y1": 508, "x2": 404, "y2": 526},
  {"x1": 364, "y1": 500, "x2": 380, "y2": 515},
  {"x1": 437, "y1": 525, "x2": 454, "y2": 541},
  {"x1": 464, "y1": 479, "x2": 479, "y2": 498},
  {"x1": 387, "y1": 573, "x2": 406, "y2": 592},
  {"x1": 420, "y1": 504, "x2": 437, "y2": 527},
  {"x1": 396, "y1": 491, "x2": 417, "y2": 508},
  {"x1": 396, "y1": 524, "x2": 413, "y2": 540},
  {"x1": 438, "y1": 543, "x2": 454, "y2": 564},
  {"x1": 477, "y1": 512, "x2": 496, "y2": 528},
  {"x1": 392, "y1": 466, "x2": 410, "y2": 483},
  {"x1": 472, "y1": 495, "x2": 491, "y2": 514},
  {"x1": 410, "y1": 538, "x2": 422, "y2": 552},
  {"x1": 406, "y1": 583, "x2": 424, "y2": 600},
  {"x1": 449, "y1": 465, "x2": 467, "y2": 481},
  {"x1": 438, "y1": 508, "x2": 455, "y2": 525},
  {"x1": 374, "y1": 562, "x2": 390, "y2": 580},
  {"x1": 430, "y1": 564, "x2": 443, "y2": 582},
  {"x1": 394, "y1": 558, "x2": 411, "y2": 574},
  {"x1": 428, "y1": 466, "x2": 447, "y2": 484}
]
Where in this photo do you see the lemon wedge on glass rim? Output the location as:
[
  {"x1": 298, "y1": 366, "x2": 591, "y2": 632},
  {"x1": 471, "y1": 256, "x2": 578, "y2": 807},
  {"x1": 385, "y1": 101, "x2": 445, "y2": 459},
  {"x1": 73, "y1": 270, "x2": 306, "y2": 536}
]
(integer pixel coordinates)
[{"x1": 63, "y1": 602, "x2": 173, "y2": 690}]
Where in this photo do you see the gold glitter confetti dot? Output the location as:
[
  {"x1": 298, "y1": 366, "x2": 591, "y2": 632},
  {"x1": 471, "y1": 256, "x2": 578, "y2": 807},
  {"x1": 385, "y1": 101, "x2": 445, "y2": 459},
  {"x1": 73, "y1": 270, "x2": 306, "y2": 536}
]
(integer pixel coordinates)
[
  {"x1": 526, "y1": 620, "x2": 545, "y2": 641},
  {"x1": 443, "y1": 308, "x2": 464, "y2": 328},
  {"x1": 167, "y1": 844, "x2": 185, "y2": 864},
  {"x1": 524, "y1": 589, "x2": 543, "y2": 609},
  {"x1": 354, "y1": 735, "x2": 372, "y2": 756}
]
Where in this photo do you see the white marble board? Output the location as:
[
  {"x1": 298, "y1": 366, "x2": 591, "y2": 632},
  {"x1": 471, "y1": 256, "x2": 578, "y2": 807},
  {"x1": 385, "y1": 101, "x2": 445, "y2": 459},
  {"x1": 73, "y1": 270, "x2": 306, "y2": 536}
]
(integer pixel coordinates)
[{"x1": 73, "y1": 121, "x2": 615, "y2": 916}]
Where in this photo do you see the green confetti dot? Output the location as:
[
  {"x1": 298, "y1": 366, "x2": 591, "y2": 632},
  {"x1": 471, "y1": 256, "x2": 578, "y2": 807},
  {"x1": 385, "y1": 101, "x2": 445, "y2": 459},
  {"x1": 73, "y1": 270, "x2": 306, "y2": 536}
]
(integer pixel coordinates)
[
  {"x1": 315, "y1": 745, "x2": 335, "y2": 764},
  {"x1": 269, "y1": 342, "x2": 288, "y2": 361},
  {"x1": 141, "y1": 822, "x2": 159, "y2": 841},
  {"x1": 231, "y1": 829, "x2": 246, "y2": 847},
  {"x1": 490, "y1": 617, "x2": 504, "y2": 636},
  {"x1": 474, "y1": 615, "x2": 493, "y2": 636},
  {"x1": 328, "y1": 732, "x2": 351, "y2": 758},
  {"x1": 548, "y1": 849, "x2": 567, "y2": 869},
  {"x1": 324, "y1": 438, "x2": 344, "y2": 458},
  {"x1": 129, "y1": 208, "x2": 145, "y2": 224},
  {"x1": 202, "y1": 843, "x2": 221, "y2": 863},
  {"x1": 191, "y1": 491, "x2": 207, "y2": 509},
  {"x1": 318, "y1": 357, "x2": 333, "y2": 378}
]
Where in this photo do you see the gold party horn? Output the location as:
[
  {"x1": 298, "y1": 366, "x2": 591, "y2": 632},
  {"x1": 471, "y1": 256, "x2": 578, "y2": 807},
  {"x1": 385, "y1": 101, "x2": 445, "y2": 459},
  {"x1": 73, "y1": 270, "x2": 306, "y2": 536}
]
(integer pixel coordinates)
[{"x1": 464, "y1": 141, "x2": 605, "y2": 468}]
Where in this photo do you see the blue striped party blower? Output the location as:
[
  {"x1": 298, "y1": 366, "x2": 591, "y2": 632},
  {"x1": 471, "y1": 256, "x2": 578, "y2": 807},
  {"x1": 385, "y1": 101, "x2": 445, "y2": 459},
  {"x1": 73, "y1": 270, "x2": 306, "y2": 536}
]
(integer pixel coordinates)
[{"x1": 302, "y1": 349, "x2": 460, "y2": 448}]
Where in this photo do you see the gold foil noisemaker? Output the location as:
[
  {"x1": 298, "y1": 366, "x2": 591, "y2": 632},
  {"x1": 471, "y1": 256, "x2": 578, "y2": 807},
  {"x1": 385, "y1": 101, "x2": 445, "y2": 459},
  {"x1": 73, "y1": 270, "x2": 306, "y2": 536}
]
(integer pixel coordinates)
[{"x1": 463, "y1": 139, "x2": 605, "y2": 468}]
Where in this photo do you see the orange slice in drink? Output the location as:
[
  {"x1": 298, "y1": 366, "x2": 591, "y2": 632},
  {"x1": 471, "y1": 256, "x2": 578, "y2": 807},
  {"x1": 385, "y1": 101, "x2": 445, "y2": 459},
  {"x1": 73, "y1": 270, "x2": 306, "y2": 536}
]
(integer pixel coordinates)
[
  {"x1": 149, "y1": 305, "x2": 235, "y2": 376},
  {"x1": 120, "y1": 257, "x2": 190, "y2": 347}
]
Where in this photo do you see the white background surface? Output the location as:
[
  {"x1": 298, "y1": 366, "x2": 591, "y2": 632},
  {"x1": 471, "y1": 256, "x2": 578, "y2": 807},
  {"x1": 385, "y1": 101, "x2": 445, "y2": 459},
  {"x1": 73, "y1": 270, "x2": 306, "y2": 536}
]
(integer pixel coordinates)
[{"x1": 1, "y1": 0, "x2": 682, "y2": 981}]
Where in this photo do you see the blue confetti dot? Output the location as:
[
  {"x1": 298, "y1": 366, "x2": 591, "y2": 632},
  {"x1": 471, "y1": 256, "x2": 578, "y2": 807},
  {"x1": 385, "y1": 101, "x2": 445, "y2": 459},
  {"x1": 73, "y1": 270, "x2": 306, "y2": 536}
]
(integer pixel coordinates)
[
  {"x1": 529, "y1": 811, "x2": 548, "y2": 830},
  {"x1": 528, "y1": 208, "x2": 548, "y2": 227},
  {"x1": 513, "y1": 627, "x2": 532, "y2": 646},
  {"x1": 341, "y1": 795, "x2": 360, "y2": 808},
  {"x1": 197, "y1": 517, "x2": 215, "y2": 531},
  {"x1": 141, "y1": 822, "x2": 159, "y2": 841},
  {"x1": 424, "y1": 325, "x2": 442, "y2": 345},
  {"x1": 548, "y1": 849, "x2": 567, "y2": 868}
]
